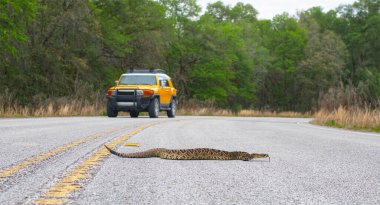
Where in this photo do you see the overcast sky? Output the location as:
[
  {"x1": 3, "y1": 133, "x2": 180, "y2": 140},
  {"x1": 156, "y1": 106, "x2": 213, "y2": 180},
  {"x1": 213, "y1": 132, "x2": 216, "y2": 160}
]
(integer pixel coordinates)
[{"x1": 198, "y1": 0, "x2": 357, "y2": 19}]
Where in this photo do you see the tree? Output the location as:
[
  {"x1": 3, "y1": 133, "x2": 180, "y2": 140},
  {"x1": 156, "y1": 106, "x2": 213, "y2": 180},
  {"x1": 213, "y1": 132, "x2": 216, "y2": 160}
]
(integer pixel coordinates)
[
  {"x1": 1, "y1": 0, "x2": 379, "y2": 112},
  {"x1": 0, "y1": 0, "x2": 38, "y2": 61},
  {"x1": 188, "y1": 15, "x2": 244, "y2": 107},
  {"x1": 258, "y1": 13, "x2": 307, "y2": 110},
  {"x1": 159, "y1": 0, "x2": 201, "y2": 100},
  {"x1": 0, "y1": 0, "x2": 38, "y2": 96},
  {"x1": 296, "y1": 16, "x2": 348, "y2": 110},
  {"x1": 206, "y1": 1, "x2": 257, "y2": 22}
]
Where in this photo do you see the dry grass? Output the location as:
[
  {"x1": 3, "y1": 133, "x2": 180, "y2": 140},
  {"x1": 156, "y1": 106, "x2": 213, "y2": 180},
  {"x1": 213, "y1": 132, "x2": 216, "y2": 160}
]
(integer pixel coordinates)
[
  {"x1": 177, "y1": 100, "x2": 310, "y2": 118},
  {"x1": 177, "y1": 107, "x2": 309, "y2": 117},
  {"x1": 178, "y1": 108, "x2": 311, "y2": 118},
  {"x1": 1, "y1": 95, "x2": 309, "y2": 118},
  {"x1": 0, "y1": 98, "x2": 105, "y2": 117},
  {"x1": 313, "y1": 105, "x2": 380, "y2": 132},
  {"x1": 239, "y1": 110, "x2": 310, "y2": 118}
]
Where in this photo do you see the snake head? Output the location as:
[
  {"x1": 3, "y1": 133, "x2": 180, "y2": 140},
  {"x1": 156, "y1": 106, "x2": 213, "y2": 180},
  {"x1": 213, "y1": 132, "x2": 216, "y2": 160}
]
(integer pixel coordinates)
[
  {"x1": 235, "y1": 152, "x2": 270, "y2": 161},
  {"x1": 255, "y1": 153, "x2": 269, "y2": 158},
  {"x1": 250, "y1": 153, "x2": 269, "y2": 160}
]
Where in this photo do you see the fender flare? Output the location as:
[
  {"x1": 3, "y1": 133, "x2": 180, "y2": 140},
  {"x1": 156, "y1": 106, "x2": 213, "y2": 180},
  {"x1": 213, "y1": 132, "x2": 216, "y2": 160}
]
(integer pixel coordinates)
[
  {"x1": 150, "y1": 94, "x2": 160, "y2": 102},
  {"x1": 170, "y1": 95, "x2": 177, "y2": 106}
]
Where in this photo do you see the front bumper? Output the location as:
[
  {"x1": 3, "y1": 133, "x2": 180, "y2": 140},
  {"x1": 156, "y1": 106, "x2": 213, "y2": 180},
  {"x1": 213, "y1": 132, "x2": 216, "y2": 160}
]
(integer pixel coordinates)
[{"x1": 107, "y1": 89, "x2": 151, "y2": 111}]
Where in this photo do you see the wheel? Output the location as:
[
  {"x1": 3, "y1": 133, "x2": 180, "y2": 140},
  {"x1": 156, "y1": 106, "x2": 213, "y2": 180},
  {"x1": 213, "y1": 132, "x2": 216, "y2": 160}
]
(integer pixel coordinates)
[
  {"x1": 129, "y1": 110, "x2": 139, "y2": 118},
  {"x1": 107, "y1": 100, "x2": 118, "y2": 117},
  {"x1": 148, "y1": 98, "x2": 159, "y2": 118},
  {"x1": 167, "y1": 99, "x2": 176, "y2": 118}
]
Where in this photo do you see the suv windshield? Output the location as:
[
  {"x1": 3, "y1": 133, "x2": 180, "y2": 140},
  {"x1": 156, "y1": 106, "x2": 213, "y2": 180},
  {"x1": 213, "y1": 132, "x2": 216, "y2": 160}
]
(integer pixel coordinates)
[{"x1": 119, "y1": 75, "x2": 157, "y2": 85}]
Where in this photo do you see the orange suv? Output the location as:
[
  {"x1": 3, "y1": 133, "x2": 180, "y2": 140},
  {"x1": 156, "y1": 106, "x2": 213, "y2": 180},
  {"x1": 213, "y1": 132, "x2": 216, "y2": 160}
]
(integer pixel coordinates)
[{"x1": 106, "y1": 69, "x2": 177, "y2": 118}]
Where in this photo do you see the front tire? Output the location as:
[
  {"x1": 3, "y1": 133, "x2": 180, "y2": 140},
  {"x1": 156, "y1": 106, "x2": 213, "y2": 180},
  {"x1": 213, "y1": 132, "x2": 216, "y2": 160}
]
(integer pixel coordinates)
[
  {"x1": 107, "y1": 100, "x2": 118, "y2": 117},
  {"x1": 167, "y1": 99, "x2": 176, "y2": 118},
  {"x1": 129, "y1": 110, "x2": 139, "y2": 118},
  {"x1": 148, "y1": 98, "x2": 159, "y2": 118}
]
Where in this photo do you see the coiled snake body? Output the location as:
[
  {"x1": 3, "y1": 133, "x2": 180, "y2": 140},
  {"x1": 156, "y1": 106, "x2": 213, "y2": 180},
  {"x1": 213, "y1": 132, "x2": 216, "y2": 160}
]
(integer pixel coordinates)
[{"x1": 105, "y1": 145, "x2": 269, "y2": 161}]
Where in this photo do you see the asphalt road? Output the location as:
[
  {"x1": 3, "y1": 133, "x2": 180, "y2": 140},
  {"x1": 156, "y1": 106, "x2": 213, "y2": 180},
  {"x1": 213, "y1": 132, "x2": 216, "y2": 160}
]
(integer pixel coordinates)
[{"x1": 0, "y1": 116, "x2": 379, "y2": 204}]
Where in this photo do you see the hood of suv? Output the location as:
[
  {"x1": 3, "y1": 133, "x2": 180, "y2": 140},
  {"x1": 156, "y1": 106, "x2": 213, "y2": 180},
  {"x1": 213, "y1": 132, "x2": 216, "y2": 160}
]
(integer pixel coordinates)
[{"x1": 115, "y1": 84, "x2": 158, "y2": 90}]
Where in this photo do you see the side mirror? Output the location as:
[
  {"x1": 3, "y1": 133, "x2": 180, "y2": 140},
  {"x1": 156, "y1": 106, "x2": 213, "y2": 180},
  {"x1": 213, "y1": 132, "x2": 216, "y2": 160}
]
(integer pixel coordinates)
[{"x1": 115, "y1": 80, "x2": 119, "y2": 85}]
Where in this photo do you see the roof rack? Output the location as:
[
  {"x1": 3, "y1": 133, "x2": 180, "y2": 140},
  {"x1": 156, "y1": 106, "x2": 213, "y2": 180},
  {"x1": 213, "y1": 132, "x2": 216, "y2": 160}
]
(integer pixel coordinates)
[{"x1": 126, "y1": 68, "x2": 166, "y2": 74}]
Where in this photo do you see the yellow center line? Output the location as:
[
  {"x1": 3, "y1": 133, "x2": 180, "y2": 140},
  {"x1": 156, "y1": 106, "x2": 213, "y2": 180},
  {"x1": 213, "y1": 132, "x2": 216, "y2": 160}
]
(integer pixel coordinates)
[
  {"x1": 124, "y1": 142, "x2": 140, "y2": 147},
  {"x1": 0, "y1": 125, "x2": 130, "y2": 180},
  {"x1": 34, "y1": 122, "x2": 159, "y2": 205}
]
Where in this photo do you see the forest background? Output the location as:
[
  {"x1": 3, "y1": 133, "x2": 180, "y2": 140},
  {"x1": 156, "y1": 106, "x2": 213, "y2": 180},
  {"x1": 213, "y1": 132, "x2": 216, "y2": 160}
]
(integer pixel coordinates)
[{"x1": 0, "y1": 0, "x2": 379, "y2": 120}]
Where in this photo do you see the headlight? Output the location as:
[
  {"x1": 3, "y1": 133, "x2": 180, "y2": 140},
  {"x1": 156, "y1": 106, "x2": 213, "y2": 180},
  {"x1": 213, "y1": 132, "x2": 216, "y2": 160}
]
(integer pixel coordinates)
[{"x1": 136, "y1": 90, "x2": 144, "y2": 95}]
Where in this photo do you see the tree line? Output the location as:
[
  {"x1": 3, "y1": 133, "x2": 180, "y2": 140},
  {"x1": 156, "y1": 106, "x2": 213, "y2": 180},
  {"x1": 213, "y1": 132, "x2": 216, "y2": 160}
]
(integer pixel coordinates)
[{"x1": 1, "y1": 0, "x2": 379, "y2": 112}]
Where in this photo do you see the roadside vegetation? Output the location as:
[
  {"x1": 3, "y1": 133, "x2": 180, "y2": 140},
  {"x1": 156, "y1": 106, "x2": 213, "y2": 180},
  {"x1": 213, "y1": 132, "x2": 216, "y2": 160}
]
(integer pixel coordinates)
[
  {"x1": 177, "y1": 100, "x2": 310, "y2": 117},
  {"x1": 313, "y1": 106, "x2": 380, "y2": 132},
  {"x1": 0, "y1": 96, "x2": 104, "y2": 117},
  {"x1": 1, "y1": 0, "x2": 379, "y2": 131},
  {"x1": 0, "y1": 97, "x2": 309, "y2": 118},
  {"x1": 178, "y1": 108, "x2": 310, "y2": 118}
]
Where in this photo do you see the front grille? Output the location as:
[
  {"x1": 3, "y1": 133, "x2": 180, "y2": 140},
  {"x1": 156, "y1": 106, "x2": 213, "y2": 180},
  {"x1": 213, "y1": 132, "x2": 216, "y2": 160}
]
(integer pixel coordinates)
[
  {"x1": 116, "y1": 90, "x2": 136, "y2": 102},
  {"x1": 117, "y1": 90, "x2": 135, "y2": 96}
]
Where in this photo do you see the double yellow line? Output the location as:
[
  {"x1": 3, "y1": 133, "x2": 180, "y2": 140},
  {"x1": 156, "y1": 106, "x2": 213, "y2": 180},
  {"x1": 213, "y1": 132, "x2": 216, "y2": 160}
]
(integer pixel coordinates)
[
  {"x1": 35, "y1": 122, "x2": 159, "y2": 205},
  {"x1": 0, "y1": 126, "x2": 128, "y2": 180}
]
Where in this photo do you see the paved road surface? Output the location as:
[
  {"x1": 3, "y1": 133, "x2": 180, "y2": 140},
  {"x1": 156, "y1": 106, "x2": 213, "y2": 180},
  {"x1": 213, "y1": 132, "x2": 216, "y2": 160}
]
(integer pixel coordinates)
[{"x1": 0, "y1": 116, "x2": 379, "y2": 204}]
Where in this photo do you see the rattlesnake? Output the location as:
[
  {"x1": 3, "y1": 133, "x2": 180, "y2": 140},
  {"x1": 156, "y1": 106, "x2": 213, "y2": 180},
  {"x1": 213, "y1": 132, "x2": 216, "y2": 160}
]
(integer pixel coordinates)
[{"x1": 105, "y1": 145, "x2": 269, "y2": 161}]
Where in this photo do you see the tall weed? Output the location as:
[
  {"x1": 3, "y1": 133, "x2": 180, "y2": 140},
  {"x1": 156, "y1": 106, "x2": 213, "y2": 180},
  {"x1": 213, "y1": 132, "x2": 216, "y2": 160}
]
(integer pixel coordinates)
[{"x1": 313, "y1": 105, "x2": 380, "y2": 132}]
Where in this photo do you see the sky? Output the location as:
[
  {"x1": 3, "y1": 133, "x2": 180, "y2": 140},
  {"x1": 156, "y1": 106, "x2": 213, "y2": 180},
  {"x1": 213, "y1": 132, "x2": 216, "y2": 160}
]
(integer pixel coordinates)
[{"x1": 198, "y1": 0, "x2": 357, "y2": 19}]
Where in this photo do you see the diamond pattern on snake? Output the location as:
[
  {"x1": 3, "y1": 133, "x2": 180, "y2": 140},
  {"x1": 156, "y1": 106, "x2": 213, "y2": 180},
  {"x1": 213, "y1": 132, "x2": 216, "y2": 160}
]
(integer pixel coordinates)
[{"x1": 105, "y1": 145, "x2": 269, "y2": 161}]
